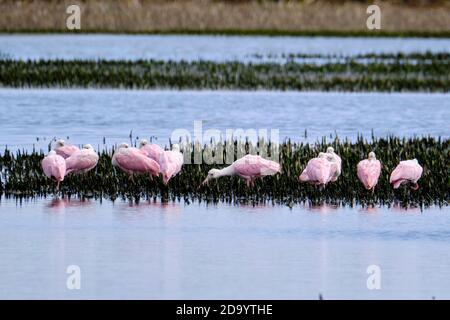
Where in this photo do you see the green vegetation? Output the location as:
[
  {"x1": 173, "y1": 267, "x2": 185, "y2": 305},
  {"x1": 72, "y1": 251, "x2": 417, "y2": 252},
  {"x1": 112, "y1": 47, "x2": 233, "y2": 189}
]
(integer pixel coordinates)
[
  {"x1": 1, "y1": 56, "x2": 449, "y2": 91},
  {"x1": 1, "y1": 136, "x2": 448, "y2": 207}
]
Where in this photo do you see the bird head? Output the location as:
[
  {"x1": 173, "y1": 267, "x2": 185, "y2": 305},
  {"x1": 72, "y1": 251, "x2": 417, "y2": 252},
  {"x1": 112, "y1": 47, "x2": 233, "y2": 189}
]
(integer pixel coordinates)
[
  {"x1": 326, "y1": 147, "x2": 334, "y2": 154},
  {"x1": 139, "y1": 139, "x2": 149, "y2": 148},
  {"x1": 55, "y1": 139, "x2": 65, "y2": 148},
  {"x1": 172, "y1": 144, "x2": 180, "y2": 152},
  {"x1": 202, "y1": 169, "x2": 220, "y2": 185},
  {"x1": 83, "y1": 144, "x2": 93, "y2": 150},
  {"x1": 368, "y1": 151, "x2": 376, "y2": 160},
  {"x1": 117, "y1": 143, "x2": 129, "y2": 149}
]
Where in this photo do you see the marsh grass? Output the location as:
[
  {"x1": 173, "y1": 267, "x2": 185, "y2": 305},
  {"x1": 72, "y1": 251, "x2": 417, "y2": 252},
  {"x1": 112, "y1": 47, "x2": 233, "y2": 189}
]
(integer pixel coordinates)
[
  {"x1": 1, "y1": 136, "x2": 448, "y2": 207},
  {"x1": 0, "y1": 0, "x2": 449, "y2": 35},
  {"x1": 1, "y1": 57, "x2": 449, "y2": 91}
]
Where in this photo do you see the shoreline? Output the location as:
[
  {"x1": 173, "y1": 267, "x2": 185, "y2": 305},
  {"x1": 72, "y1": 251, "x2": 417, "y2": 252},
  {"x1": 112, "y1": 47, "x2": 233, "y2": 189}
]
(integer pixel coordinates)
[
  {"x1": 1, "y1": 29, "x2": 449, "y2": 38},
  {"x1": 1, "y1": 0, "x2": 449, "y2": 38}
]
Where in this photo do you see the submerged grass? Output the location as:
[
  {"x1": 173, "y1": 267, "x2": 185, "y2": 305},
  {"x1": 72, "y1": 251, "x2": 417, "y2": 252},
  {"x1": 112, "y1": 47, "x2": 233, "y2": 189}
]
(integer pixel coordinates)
[
  {"x1": 1, "y1": 58, "x2": 449, "y2": 91},
  {"x1": 0, "y1": 136, "x2": 448, "y2": 208}
]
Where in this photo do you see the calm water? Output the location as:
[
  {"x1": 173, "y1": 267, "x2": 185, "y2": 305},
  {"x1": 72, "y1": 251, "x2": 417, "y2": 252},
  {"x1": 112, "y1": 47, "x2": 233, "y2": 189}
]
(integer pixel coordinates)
[
  {"x1": 1, "y1": 34, "x2": 449, "y2": 300},
  {"x1": 1, "y1": 34, "x2": 450, "y2": 61},
  {"x1": 0, "y1": 89, "x2": 449, "y2": 151},
  {"x1": 0, "y1": 198, "x2": 449, "y2": 299}
]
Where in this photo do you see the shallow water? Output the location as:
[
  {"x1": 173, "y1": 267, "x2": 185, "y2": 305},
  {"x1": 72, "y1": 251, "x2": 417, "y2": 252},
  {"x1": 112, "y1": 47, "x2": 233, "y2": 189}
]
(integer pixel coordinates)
[
  {"x1": 0, "y1": 89, "x2": 449, "y2": 151},
  {"x1": 1, "y1": 34, "x2": 450, "y2": 61},
  {"x1": 0, "y1": 198, "x2": 448, "y2": 299}
]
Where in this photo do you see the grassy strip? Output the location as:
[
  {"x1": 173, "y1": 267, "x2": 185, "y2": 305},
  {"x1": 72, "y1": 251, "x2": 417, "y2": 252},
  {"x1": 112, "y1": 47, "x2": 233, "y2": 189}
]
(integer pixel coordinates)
[
  {"x1": 1, "y1": 59, "x2": 449, "y2": 91},
  {"x1": 255, "y1": 52, "x2": 450, "y2": 61},
  {"x1": 0, "y1": 136, "x2": 448, "y2": 207},
  {"x1": 2, "y1": 29, "x2": 450, "y2": 38}
]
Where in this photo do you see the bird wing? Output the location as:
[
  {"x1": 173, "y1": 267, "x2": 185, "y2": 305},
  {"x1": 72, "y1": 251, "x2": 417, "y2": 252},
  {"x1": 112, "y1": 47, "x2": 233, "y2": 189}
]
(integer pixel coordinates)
[
  {"x1": 141, "y1": 144, "x2": 164, "y2": 163},
  {"x1": 390, "y1": 160, "x2": 421, "y2": 183},
  {"x1": 161, "y1": 151, "x2": 184, "y2": 178},
  {"x1": 66, "y1": 150, "x2": 99, "y2": 173},
  {"x1": 233, "y1": 155, "x2": 279, "y2": 177},
  {"x1": 126, "y1": 148, "x2": 160, "y2": 174},
  {"x1": 306, "y1": 158, "x2": 331, "y2": 184},
  {"x1": 42, "y1": 154, "x2": 66, "y2": 180},
  {"x1": 56, "y1": 145, "x2": 79, "y2": 159},
  {"x1": 357, "y1": 159, "x2": 381, "y2": 187}
]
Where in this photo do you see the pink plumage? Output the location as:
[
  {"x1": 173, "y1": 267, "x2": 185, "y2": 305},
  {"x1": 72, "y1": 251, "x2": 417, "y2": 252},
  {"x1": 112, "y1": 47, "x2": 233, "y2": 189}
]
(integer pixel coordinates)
[
  {"x1": 54, "y1": 140, "x2": 79, "y2": 159},
  {"x1": 139, "y1": 141, "x2": 165, "y2": 163},
  {"x1": 357, "y1": 152, "x2": 381, "y2": 191},
  {"x1": 233, "y1": 155, "x2": 280, "y2": 181},
  {"x1": 203, "y1": 154, "x2": 280, "y2": 186},
  {"x1": 299, "y1": 157, "x2": 333, "y2": 186},
  {"x1": 42, "y1": 150, "x2": 66, "y2": 188},
  {"x1": 65, "y1": 145, "x2": 99, "y2": 175},
  {"x1": 390, "y1": 159, "x2": 423, "y2": 190},
  {"x1": 160, "y1": 146, "x2": 184, "y2": 185},
  {"x1": 113, "y1": 144, "x2": 160, "y2": 176}
]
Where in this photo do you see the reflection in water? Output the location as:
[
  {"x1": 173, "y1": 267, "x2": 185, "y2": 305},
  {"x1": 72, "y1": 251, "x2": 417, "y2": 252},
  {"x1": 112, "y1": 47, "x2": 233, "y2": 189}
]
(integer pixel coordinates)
[
  {"x1": 47, "y1": 198, "x2": 94, "y2": 211},
  {"x1": 359, "y1": 206, "x2": 378, "y2": 214},
  {"x1": 117, "y1": 199, "x2": 183, "y2": 215},
  {"x1": 0, "y1": 197, "x2": 448, "y2": 299},
  {"x1": 306, "y1": 203, "x2": 340, "y2": 214},
  {"x1": 391, "y1": 203, "x2": 421, "y2": 214}
]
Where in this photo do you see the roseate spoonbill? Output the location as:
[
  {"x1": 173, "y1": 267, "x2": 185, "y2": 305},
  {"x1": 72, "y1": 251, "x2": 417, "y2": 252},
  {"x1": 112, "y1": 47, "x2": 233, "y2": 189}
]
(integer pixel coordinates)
[
  {"x1": 357, "y1": 152, "x2": 381, "y2": 191},
  {"x1": 65, "y1": 144, "x2": 99, "y2": 175},
  {"x1": 323, "y1": 147, "x2": 342, "y2": 182},
  {"x1": 42, "y1": 150, "x2": 66, "y2": 190},
  {"x1": 299, "y1": 153, "x2": 333, "y2": 187},
  {"x1": 139, "y1": 139, "x2": 164, "y2": 164},
  {"x1": 54, "y1": 139, "x2": 79, "y2": 159},
  {"x1": 160, "y1": 144, "x2": 184, "y2": 185},
  {"x1": 202, "y1": 154, "x2": 280, "y2": 187},
  {"x1": 390, "y1": 159, "x2": 423, "y2": 190},
  {"x1": 112, "y1": 143, "x2": 160, "y2": 177}
]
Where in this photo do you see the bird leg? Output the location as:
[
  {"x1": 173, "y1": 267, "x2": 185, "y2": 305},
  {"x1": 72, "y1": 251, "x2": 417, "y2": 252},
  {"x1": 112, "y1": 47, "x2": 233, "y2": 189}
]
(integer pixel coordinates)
[
  {"x1": 411, "y1": 183, "x2": 419, "y2": 190},
  {"x1": 128, "y1": 174, "x2": 135, "y2": 184}
]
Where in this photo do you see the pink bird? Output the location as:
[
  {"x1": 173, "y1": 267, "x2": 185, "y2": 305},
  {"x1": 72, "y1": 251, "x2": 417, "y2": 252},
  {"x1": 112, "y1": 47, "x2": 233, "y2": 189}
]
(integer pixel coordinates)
[
  {"x1": 202, "y1": 154, "x2": 280, "y2": 187},
  {"x1": 54, "y1": 139, "x2": 79, "y2": 159},
  {"x1": 299, "y1": 153, "x2": 333, "y2": 187},
  {"x1": 323, "y1": 147, "x2": 342, "y2": 182},
  {"x1": 139, "y1": 139, "x2": 164, "y2": 164},
  {"x1": 390, "y1": 159, "x2": 423, "y2": 190},
  {"x1": 357, "y1": 152, "x2": 381, "y2": 191},
  {"x1": 65, "y1": 144, "x2": 99, "y2": 175},
  {"x1": 41, "y1": 150, "x2": 66, "y2": 189},
  {"x1": 160, "y1": 144, "x2": 184, "y2": 185},
  {"x1": 112, "y1": 143, "x2": 160, "y2": 177}
]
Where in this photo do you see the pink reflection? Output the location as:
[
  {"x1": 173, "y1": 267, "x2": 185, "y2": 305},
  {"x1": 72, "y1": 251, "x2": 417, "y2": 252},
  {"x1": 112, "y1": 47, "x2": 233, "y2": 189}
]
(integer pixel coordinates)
[
  {"x1": 391, "y1": 203, "x2": 421, "y2": 214},
  {"x1": 306, "y1": 203, "x2": 339, "y2": 214},
  {"x1": 47, "y1": 198, "x2": 94, "y2": 212},
  {"x1": 359, "y1": 206, "x2": 378, "y2": 214},
  {"x1": 118, "y1": 199, "x2": 183, "y2": 215}
]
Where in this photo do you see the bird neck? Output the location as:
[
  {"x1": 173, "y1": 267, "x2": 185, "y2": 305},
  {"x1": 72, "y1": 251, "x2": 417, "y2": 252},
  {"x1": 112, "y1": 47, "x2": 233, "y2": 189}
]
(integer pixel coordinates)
[{"x1": 216, "y1": 165, "x2": 235, "y2": 177}]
